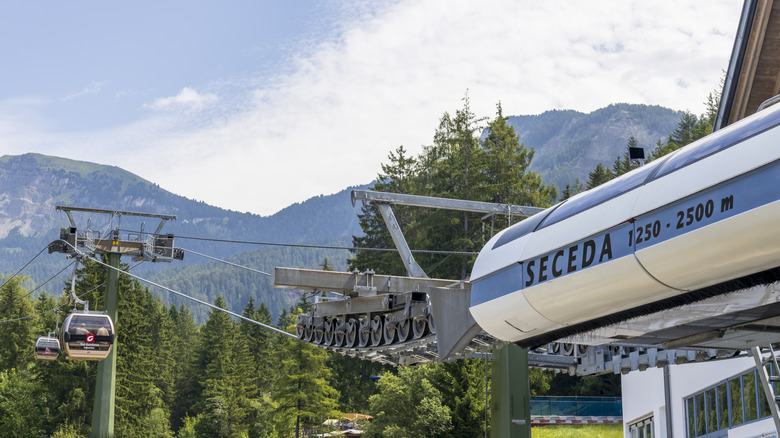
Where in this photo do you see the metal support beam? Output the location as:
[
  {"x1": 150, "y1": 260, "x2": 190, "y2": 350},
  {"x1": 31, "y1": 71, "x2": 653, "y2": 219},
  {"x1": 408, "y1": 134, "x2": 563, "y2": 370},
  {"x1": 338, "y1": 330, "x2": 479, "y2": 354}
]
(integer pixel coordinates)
[
  {"x1": 56, "y1": 205, "x2": 176, "y2": 247},
  {"x1": 351, "y1": 189, "x2": 543, "y2": 278},
  {"x1": 273, "y1": 267, "x2": 463, "y2": 295},
  {"x1": 313, "y1": 295, "x2": 392, "y2": 316},
  {"x1": 351, "y1": 190, "x2": 544, "y2": 217},
  {"x1": 91, "y1": 251, "x2": 120, "y2": 438},
  {"x1": 56, "y1": 205, "x2": 177, "y2": 221},
  {"x1": 375, "y1": 203, "x2": 427, "y2": 278}
]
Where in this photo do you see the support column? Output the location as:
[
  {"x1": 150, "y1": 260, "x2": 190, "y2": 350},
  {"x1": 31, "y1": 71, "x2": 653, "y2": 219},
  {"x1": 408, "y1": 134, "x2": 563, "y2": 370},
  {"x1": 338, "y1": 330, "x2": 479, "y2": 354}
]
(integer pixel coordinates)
[
  {"x1": 491, "y1": 344, "x2": 531, "y2": 438},
  {"x1": 91, "y1": 251, "x2": 120, "y2": 438}
]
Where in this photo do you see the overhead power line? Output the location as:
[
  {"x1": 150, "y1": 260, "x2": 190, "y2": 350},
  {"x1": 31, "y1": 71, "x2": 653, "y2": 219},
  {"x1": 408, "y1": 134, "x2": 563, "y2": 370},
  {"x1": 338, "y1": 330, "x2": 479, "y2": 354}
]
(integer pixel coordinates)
[
  {"x1": 174, "y1": 234, "x2": 480, "y2": 256},
  {"x1": 21, "y1": 260, "x2": 77, "y2": 300},
  {"x1": 179, "y1": 248, "x2": 272, "y2": 277},
  {"x1": 112, "y1": 227, "x2": 479, "y2": 255},
  {"x1": 0, "y1": 260, "x2": 145, "y2": 324},
  {"x1": 81, "y1": 252, "x2": 296, "y2": 339},
  {"x1": 0, "y1": 244, "x2": 53, "y2": 291}
]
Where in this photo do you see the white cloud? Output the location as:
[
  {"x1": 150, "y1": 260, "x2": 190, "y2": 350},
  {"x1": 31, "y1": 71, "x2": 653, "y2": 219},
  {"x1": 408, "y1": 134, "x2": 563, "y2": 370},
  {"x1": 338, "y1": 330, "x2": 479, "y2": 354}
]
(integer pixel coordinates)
[
  {"x1": 63, "y1": 81, "x2": 107, "y2": 101},
  {"x1": 144, "y1": 87, "x2": 219, "y2": 112},
  {"x1": 0, "y1": 0, "x2": 745, "y2": 216}
]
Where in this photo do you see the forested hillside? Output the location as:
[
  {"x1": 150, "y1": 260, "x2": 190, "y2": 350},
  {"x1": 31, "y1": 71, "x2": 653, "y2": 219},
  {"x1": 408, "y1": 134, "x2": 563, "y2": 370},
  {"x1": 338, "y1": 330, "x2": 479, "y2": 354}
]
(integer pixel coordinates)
[
  {"x1": 0, "y1": 153, "x2": 365, "y2": 321},
  {"x1": 0, "y1": 259, "x2": 392, "y2": 437}
]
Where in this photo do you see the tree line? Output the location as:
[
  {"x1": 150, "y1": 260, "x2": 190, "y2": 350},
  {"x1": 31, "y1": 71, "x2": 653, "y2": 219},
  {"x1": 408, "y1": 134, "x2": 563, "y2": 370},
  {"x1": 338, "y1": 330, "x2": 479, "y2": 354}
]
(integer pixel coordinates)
[
  {"x1": 0, "y1": 92, "x2": 720, "y2": 437},
  {"x1": 0, "y1": 258, "x2": 394, "y2": 437}
]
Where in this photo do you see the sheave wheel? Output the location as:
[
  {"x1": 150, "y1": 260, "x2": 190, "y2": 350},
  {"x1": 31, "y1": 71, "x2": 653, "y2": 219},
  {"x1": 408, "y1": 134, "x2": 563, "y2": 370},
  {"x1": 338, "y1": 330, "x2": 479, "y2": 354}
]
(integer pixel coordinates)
[
  {"x1": 358, "y1": 319, "x2": 371, "y2": 347},
  {"x1": 314, "y1": 324, "x2": 324, "y2": 344},
  {"x1": 344, "y1": 319, "x2": 357, "y2": 348},
  {"x1": 323, "y1": 319, "x2": 334, "y2": 346},
  {"x1": 412, "y1": 316, "x2": 428, "y2": 339},
  {"x1": 397, "y1": 318, "x2": 412, "y2": 342},
  {"x1": 383, "y1": 316, "x2": 398, "y2": 345},
  {"x1": 427, "y1": 313, "x2": 437, "y2": 335},
  {"x1": 370, "y1": 315, "x2": 384, "y2": 346},
  {"x1": 334, "y1": 320, "x2": 345, "y2": 347}
]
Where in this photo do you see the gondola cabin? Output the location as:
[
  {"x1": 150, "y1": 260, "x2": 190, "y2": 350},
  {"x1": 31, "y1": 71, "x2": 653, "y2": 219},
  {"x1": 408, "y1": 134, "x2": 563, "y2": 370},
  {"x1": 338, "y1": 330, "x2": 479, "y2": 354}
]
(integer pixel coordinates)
[
  {"x1": 34, "y1": 336, "x2": 60, "y2": 361},
  {"x1": 60, "y1": 312, "x2": 115, "y2": 360}
]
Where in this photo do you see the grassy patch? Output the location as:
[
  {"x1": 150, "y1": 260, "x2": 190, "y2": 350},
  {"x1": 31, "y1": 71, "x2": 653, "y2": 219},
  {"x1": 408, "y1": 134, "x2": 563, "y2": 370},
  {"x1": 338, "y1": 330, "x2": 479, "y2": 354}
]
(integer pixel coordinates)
[{"x1": 532, "y1": 424, "x2": 623, "y2": 437}]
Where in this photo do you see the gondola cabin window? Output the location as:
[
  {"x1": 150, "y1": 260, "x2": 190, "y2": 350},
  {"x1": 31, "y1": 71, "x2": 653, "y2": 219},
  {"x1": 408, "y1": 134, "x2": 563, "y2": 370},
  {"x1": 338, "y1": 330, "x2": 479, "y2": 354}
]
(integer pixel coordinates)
[{"x1": 60, "y1": 312, "x2": 115, "y2": 361}]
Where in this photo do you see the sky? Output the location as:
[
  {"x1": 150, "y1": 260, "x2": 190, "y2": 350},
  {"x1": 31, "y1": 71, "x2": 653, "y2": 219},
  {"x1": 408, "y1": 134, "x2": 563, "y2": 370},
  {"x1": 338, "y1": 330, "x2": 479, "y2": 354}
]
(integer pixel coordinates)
[{"x1": 0, "y1": 0, "x2": 744, "y2": 216}]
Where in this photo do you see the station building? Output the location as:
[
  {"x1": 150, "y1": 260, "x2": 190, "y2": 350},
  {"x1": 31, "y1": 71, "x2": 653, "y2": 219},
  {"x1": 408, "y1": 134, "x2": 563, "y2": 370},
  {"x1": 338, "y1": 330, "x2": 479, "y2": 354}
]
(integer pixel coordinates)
[{"x1": 622, "y1": 356, "x2": 778, "y2": 437}]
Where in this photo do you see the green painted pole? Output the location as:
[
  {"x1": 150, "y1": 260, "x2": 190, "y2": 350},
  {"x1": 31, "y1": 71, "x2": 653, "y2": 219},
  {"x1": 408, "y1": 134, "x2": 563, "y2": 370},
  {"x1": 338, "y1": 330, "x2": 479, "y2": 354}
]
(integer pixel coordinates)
[
  {"x1": 91, "y1": 251, "x2": 120, "y2": 438},
  {"x1": 491, "y1": 344, "x2": 531, "y2": 438}
]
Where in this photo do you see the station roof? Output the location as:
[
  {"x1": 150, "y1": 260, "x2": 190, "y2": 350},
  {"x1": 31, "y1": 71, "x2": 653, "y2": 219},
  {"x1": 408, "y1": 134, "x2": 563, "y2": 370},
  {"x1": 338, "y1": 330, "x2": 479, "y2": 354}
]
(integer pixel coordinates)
[{"x1": 718, "y1": 0, "x2": 780, "y2": 128}]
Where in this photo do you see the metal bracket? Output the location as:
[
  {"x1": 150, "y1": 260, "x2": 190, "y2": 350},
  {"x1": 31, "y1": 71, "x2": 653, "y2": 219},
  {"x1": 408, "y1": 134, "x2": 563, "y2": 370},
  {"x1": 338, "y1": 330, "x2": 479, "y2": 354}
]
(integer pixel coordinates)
[
  {"x1": 352, "y1": 189, "x2": 544, "y2": 279},
  {"x1": 375, "y1": 203, "x2": 428, "y2": 278}
]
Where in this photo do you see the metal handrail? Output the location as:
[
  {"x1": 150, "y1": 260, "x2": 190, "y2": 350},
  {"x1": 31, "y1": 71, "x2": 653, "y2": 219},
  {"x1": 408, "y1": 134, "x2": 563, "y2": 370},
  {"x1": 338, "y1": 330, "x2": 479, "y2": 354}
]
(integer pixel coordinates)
[{"x1": 757, "y1": 94, "x2": 780, "y2": 111}]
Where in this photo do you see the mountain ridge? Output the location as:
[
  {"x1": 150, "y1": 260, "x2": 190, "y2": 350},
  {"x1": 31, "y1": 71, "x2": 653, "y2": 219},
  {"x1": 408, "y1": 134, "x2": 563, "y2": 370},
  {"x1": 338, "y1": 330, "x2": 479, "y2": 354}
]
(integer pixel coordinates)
[
  {"x1": 508, "y1": 103, "x2": 682, "y2": 189},
  {"x1": 0, "y1": 102, "x2": 684, "y2": 321},
  {"x1": 0, "y1": 152, "x2": 366, "y2": 321}
]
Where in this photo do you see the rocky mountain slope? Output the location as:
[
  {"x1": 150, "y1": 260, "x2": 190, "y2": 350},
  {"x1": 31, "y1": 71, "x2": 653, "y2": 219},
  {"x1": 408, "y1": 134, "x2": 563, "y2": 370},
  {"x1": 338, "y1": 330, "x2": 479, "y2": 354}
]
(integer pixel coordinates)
[
  {"x1": 508, "y1": 103, "x2": 682, "y2": 189},
  {"x1": 0, "y1": 153, "x2": 365, "y2": 321}
]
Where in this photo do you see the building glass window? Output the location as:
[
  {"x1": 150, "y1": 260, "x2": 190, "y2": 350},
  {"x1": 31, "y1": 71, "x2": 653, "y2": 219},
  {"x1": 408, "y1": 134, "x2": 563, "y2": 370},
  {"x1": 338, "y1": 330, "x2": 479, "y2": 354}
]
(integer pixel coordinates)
[
  {"x1": 759, "y1": 364, "x2": 774, "y2": 418},
  {"x1": 686, "y1": 367, "x2": 778, "y2": 437},
  {"x1": 717, "y1": 383, "x2": 729, "y2": 430},
  {"x1": 743, "y1": 371, "x2": 758, "y2": 422},
  {"x1": 687, "y1": 398, "x2": 696, "y2": 437},
  {"x1": 758, "y1": 375, "x2": 770, "y2": 419},
  {"x1": 773, "y1": 362, "x2": 780, "y2": 395},
  {"x1": 730, "y1": 376, "x2": 744, "y2": 426},
  {"x1": 629, "y1": 416, "x2": 653, "y2": 438},
  {"x1": 706, "y1": 388, "x2": 717, "y2": 434},
  {"x1": 695, "y1": 393, "x2": 706, "y2": 436}
]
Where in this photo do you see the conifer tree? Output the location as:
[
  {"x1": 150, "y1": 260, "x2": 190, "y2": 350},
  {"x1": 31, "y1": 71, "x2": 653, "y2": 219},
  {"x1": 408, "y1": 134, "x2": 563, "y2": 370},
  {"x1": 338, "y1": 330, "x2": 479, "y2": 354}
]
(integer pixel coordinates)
[
  {"x1": 431, "y1": 359, "x2": 488, "y2": 436},
  {"x1": 0, "y1": 275, "x2": 36, "y2": 370},
  {"x1": 613, "y1": 136, "x2": 638, "y2": 177},
  {"x1": 150, "y1": 298, "x2": 177, "y2": 414},
  {"x1": 670, "y1": 110, "x2": 699, "y2": 147},
  {"x1": 240, "y1": 298, "x2": 276, "y2": 393},
  {"x1": 193, "y1": 296, "x2": 260, "y2": 435},
  {"x1": 561, "y1": 180, "x2": 584, "y2": 201},
  {"x1": 649, "y1": 92, "x2": 720, "y2": 161},
  {"x1": 349, "y1": 146, "x2": 417, "y2": 276},
  {"x1": 34, "y1": 291, "x2": 59, "y2": 337},
  {"x1": 114, "y1": 268, "x2": 169, "y2": 436},
  {"x1": 0, "y1": 367, "x2": 49, "y2": 437},
  {"x1": 586, "y1": 163, "x2": 615, "y2": 189},
  {"x1": 481, "y1": 103, "x2": 557, "y2": 210},
  {"x1": 418, "y1": 94, "x2": 487, "y2": 278},
  {"x1": 170, "y1": 304, "x2": 200, "y2": 430},
  {"x1": 274, "y1": 309, "x2": 340, "y2": 438}
]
